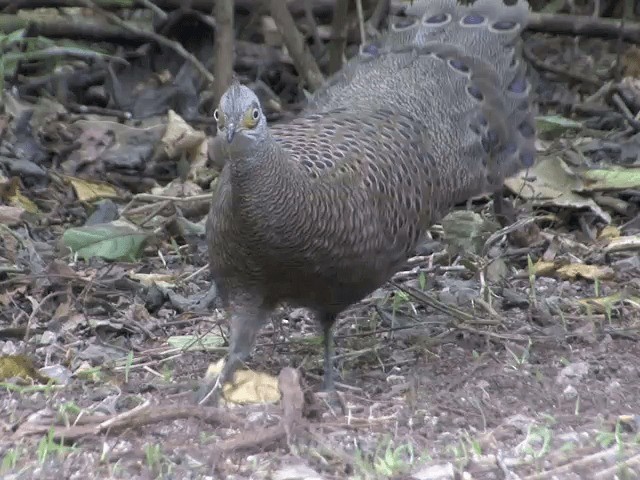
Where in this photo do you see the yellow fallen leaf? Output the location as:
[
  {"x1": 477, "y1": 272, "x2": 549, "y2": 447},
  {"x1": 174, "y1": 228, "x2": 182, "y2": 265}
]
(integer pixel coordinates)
[
  {"x1": 205, "y1": 358, "x2": 281, "y2": 405},
  {"x1": 2, "y1": 178, "x2": 39, "y2": 213},
  {"x1": 578, "y1": 291, "x2": 640, "y2": 313},
  {"x1": 532, "y1": 260, "x2": 557, "y2": 276},
  {"x1": 598, "y1": 225, "x2": 620, "y2": 240},
  {"x1": 578, "y1": 166, "x2": 640, "y2": 191},
  {"x1": 128, "y1": 271, "x2": 176, "y2": 288},
  {"x1": 64, "y1": 175, "x2": 118, "y2": 202},
  {"x1": 0, "y1": 354, "x2": 49, "y2": 383},
  {"x1": 11, "y1": 189, "x2": 38, "y2": 213},
  {"x1": 556, "y1": 264, "x2": 614, "y2": 281}
]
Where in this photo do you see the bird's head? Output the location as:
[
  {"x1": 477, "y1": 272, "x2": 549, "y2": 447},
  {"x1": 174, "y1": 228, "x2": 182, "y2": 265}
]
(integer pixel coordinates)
[{"x1": 214, "y1": 83, "x2": 267, "y2": 144}]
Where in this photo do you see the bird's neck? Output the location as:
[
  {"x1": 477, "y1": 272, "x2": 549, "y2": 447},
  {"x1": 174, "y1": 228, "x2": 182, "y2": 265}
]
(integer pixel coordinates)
[{"x1": 228, "y1": 132, "x2": 302, "y2": 207}]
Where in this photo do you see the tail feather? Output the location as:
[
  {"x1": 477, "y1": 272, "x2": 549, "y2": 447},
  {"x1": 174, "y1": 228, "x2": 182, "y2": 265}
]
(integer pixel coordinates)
[
  {"x1": 386, "y1": 0, "x2": 536, "y2": 185},
  {"x1": 309, "y1": 0, "x2": 536, "y2": 192}
]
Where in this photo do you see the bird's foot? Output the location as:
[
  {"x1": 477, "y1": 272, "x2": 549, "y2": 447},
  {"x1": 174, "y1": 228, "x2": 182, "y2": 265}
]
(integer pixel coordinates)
[
  {"x1": 193, "y1": 374, "x2": 224, "y2": 406},
  {"x1": 317, "y1": 385, "x2": 345, "y2": 415}
]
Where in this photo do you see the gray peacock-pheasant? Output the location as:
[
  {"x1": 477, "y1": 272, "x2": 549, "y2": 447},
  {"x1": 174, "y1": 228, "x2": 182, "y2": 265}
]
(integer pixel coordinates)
[{"x1": 198, "y1": 0, "x2": 537, "y2": 404}]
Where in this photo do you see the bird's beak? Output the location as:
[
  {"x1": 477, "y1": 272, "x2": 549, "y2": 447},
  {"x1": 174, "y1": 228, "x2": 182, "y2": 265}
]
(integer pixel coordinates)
[{"x1": 226, "y1": 123, "x2": 236, "y2": 143}]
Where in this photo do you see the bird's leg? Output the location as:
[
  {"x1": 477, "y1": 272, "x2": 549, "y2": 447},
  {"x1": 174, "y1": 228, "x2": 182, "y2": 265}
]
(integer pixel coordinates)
[
  {"x1": 319, "y1": 312, "x2": 338, "y2": 392},
  {"x1": 195, "y1": 298, "x2": 268, "y2": 405},
  {"x1": 492, "y1": 188, "x2": 516, "y2": 228},
  {"x1": 319, "y1": 311, "x2": 345, "y2": 412}
]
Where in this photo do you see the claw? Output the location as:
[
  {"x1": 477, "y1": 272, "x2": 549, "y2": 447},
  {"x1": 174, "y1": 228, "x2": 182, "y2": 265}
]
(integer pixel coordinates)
[{"x1": 194, "y1": 373, "x2": 224, "y2": 406}]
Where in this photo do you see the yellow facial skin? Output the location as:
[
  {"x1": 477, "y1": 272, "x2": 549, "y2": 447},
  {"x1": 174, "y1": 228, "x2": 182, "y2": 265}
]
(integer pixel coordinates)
[{"x1": 242, "y1": 107, "x2": 259, "y2": 130}]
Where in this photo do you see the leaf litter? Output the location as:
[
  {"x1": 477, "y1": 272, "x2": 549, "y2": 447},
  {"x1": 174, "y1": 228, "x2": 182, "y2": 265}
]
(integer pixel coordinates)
[{"x1": 0, "y1": 6, "x2": 640, "y2": 480}]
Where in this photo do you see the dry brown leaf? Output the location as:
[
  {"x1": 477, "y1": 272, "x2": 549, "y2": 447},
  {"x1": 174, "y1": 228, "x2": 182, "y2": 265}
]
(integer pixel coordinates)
[
  {"x1": 162, "y1": 110, "x2": 207, "y2": 160},
  {"x1": 51, "y1": 300, "x2": 72, "y2": 324},
  {"x1": 0, "y1": 227, "x2": 19, "y2": 262},
  {"x1": 149, "y1": 179, "x2": 203, "y2": 197},
  {"x1": 505, "y1": 156, "x2": 611, "y2": 223},
  {"x1": 0, "y1": 286, "x2": 26, "y2": 307},
  {"x1": 0, "y1": 205, "x2": 25, "y2": 226}
]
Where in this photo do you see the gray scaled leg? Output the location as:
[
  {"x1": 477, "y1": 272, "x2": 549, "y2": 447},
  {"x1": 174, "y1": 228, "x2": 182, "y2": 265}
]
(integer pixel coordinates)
[
  {"x1": 195, "y1": 296, "x2": 268, "y2": 405},
  {"x1": 319, "y1": 312, "x2": 338, "y2": 392}
]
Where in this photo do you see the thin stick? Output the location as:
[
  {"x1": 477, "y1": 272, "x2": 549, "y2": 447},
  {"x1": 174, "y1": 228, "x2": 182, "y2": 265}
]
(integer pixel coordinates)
[
  {"x1": 355, "y1": 0, "x2": 366, "y2": 46},
  {"x1": 269, "y1": 0, "x2": 324, "y2": 91},
  {"x1": 213, "y1": 0, "x2": 234, "y2": 104}
]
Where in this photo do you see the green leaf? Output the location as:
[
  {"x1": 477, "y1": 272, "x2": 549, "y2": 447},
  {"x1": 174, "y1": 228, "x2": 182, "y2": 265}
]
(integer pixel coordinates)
[
  {"x1": 61, "y1": 220, "x2": 151, "y2": 261},
  {"x1": 0, "y1": 55, "x2": 18, "y2": 77},
  {"x1": 578, "y1": 166, "x2": 640, "y2": 191},
  {"x1": 0, "y1": 29, "x2": 25, "y2": 48},
  {"x1": 536, "y1": 115, "x2": 582, "y2": 139}
]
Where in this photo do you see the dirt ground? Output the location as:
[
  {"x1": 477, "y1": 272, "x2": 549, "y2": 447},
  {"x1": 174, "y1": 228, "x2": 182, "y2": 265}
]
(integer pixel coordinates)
[{"x1": 1, "y1": 237, "x2": 640, "y2": 479}]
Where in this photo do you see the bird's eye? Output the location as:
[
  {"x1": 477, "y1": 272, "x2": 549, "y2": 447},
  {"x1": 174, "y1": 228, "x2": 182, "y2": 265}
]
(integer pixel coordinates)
[
  {"x1": 242, "y1": 107, "x2": 261, "y2": 128},
  {"x1": 214, "y1": 108, "x2": 225, "y2": 128}
]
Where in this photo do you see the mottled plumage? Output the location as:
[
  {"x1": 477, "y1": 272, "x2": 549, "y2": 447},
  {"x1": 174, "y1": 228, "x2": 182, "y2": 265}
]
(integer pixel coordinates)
[{"x1": 198, "y1": 0, "x2": 536, "y2": 404}]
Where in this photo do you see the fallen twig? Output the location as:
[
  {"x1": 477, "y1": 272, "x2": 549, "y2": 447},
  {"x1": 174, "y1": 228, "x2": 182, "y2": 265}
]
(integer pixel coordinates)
[
  {"x1": 13, "y1": 402, "x2": 242, "y2": 440},
  {"x1": 523, "y1": 445, "x2": 640, "y2": 479},
  {"x1": 389, "y1": 279, "x2": 501, "y2": 325},
  {"x1": 213, "y1": 367, "x2": 306, "y2": 453},
  {"x1": 527, "y1": 12, "x2": 640, "y2": 44},
  {"x1": 213, "y1": 0, "x2": 235, "y2": 105},
  {"x1": 327, "y1": 0, "x2": 350, "y2": 74}
]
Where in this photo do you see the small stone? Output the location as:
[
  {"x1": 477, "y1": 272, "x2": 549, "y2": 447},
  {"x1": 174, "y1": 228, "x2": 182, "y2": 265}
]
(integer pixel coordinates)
[
  {"x1": 557, "y1": 432, "x2": 581, "y2": 443},
  {"x1": 412, "y1": 463, "x2": 455, "y2": 480},
  {"x1": 288, "y1": 308, "x2": 308, "y2": 322},
  {"x1": 476, "y1": 379, "x2": 490, "y2": 389},
  {"x1": 39, "y1": 331, "x2": 56, "y2": 345},
  {"x1": 273, "y1": 464, "x2": 323, "y2": 480},
  {"x1": 562, "y1": 384, "x2": 578, "y2": 400},
  {"x1": 386, "y1": 374, "x2": 405, "y2": 383},
  {"x1": 1, "y1": 341, "x2": 18, "y2": 355},
  {"x1": 556, "y1": 361, "x2": 589, "y2": 385},
  {"x1": 606, "y1": 380, "x2": 621, "y2": 394},
  {"x1": 39, "y1": 365, "x2": 72, "y2": 385},
  {"x1": 183, "y1": 454, "x2": 205, "y2": 469}
]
